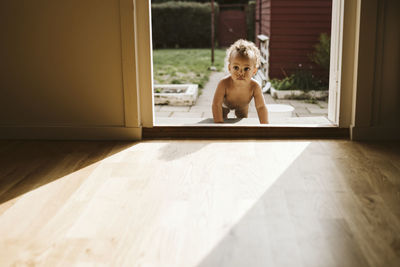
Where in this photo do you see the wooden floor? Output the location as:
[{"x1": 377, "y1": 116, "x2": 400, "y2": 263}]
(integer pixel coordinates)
[{"x1": 0, "y1": 140, "x2": 399, "y2": 266}]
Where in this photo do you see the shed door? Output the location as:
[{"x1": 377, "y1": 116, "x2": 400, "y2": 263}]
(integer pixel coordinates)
[{"x1": 218, "y1": 9, "x2": 247, "y2": 47}]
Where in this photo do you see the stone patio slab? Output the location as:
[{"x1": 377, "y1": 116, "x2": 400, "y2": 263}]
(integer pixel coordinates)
[
  {"x1": 158, "y1": 106, "x2": 190, "y2": 112},
  {"x1": 155, "y1": 111, "x2": 172, "y2": 117},
  {"x1": 170, "y1": 112, "x2": 204, "y2": 118},
  {"x1": 154, "y1": 72, "x2": 330, "y2": 126},
  {"x1": 307, "y1": 107, "x2": 329, "y2": 114}
]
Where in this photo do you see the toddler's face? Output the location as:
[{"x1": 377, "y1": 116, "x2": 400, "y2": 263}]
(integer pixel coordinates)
[{"x1": 228, "y1": 53, "x2": 257, "y2": 82}]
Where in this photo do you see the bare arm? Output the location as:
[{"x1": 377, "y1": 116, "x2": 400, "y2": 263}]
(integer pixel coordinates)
[
  {"x1": 253, "y1": 84, "x2": 269, "y2": 124},
  {"x1": 212, "y1": 80, "x2": 226, "y2": 123}
]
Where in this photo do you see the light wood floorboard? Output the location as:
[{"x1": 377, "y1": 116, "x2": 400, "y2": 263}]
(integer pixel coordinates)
[{"x1": 0, "y1": 140, "x2": 399, "y2": 266}]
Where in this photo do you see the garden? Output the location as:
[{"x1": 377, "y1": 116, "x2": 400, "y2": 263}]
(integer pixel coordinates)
[
  {"x1": 153, "y1": 49, "x2": 225, "y2": 91},
  {"x1": 151, "y1": 0, "x2": 253, "y2": 93},
  {"x1": 151, "y1": 0, "x2": 332, "y2": 123},
  {"x1": 153, "y1": 33, "x2": 331, "y2": 104},
  {"x1": 269, "y1": 33, "x2": 331, "y2": 102}
]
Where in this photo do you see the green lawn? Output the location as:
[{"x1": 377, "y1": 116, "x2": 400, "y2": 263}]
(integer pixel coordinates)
[{"x1": 152, "y1": 48, "x2": 225, "y2": 89}]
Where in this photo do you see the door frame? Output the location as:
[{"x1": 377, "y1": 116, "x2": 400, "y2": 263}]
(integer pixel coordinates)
[
  {"x1": 133, "y1": 0, "x2": 357, "y2": 138},
  {"x1": 328, "y1": 0, "x2": 344, "y2": 125}
]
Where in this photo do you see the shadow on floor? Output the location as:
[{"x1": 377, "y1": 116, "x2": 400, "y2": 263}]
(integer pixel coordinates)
[
  {"x1": 158, "y1": 141, "x2": 210, "y2": 161},
  {"x1": 195, "y1": 141, "x2": 400, "y2": 267},
  {"x1": 0, "y1": 141, "x2": 136, "y2": 205},
  {"x1": 197, "y1": 118, "x2": 243, "y2": 124}
]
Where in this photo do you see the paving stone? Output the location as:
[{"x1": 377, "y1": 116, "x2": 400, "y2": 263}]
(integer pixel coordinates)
[
  {"x1": 307, "y1": 107, "x2": 328, "y2": 114},
  {"x1": 155, "y1": 71, "x2": 329, "y2": 123},
  {"x1": 155, "y1": 111, "x2": 172, "y2": 117},
  {"x1": 159, "y1": 106, "x2": 190, "y2": 112},
  {"x1": 200, "y1": 92, "x2": 215, "y2": 97},
  {"x1": 275, "y1": 99, "x2": 292, "y2": 104},
  {"x1": 170, "y1": 112, "x2": 203, "y2": 118},
  {"x1": 202, "y1": 112, "x2": 213, "y2": 118},
  {"x1": 289, "y1": 100, "x2": 319, "y2": 109},
  {"x1": 248, "y1": 105, "x2": 257, "y2": 112},
  {"x1": 264, "y1": 95, "x2": 278, "y2": 104},
  {"x1": 293, "y1": 113, "x2": 328, "y2": 119},
  {"x1": 248, "y1": 112, "x2": 259, "y2": 118},
  {"x1": 318, "y1": 101, "x2": 329, "y2": 108},
  {"x1": 190, "y1": 105, "x2": 211, "y2": 112},
  {"x1": 293, "y1": 107, "x2": 310, "y2": 115},
  {"x1": 193, "y1": 101, "x2": 211, "y2": 107},
  {"x1": 299, "y1": 113, "x2": 328, "y2": 117},
  {"x1": 295, "y1": 113, "x2": 312, "y2": 118}
]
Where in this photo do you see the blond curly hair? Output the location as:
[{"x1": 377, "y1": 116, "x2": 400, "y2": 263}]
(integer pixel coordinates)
[{"x1": 225, "y1": 39, "x2": 261, "y2": 72}]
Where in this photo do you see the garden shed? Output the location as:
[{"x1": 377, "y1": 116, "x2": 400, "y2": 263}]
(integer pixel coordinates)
[
  {"x1": 218, "y1": 3, "x2": 248, "y2": 47},
  {"x1": 255, "y1": 0, "x2": 332, "y2": 79},
  {"x1": 217, "y1": 0, "x2": 256, "y2": 47}
]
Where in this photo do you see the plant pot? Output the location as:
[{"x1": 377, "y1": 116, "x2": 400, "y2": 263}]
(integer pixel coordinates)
[{"x1": 154, "y1": 84, "x2": 198, "y2": 106}]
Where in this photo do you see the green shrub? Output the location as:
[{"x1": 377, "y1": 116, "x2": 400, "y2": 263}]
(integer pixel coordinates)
[
  {"x1": 271, "y1": 76, "x2": 292, "y2": 91},
  {"x1": 152, "y1": 1, "x2": 219, "y2": 48},
  {"x1": 309, "y1": 33, "x2": 331, "y2": 86},
  {"x1": 271, "y1": 70, "x2": 326, "y2": 92},
  {"x1": 152, "y1": 0, "x2": 210, "y2": 3},
  {"x1": 218, "y1": 0, "x2": 248, "y2": 3},
  {"x1": 272, "y1": 33, "x2": 331, "y2": 92},
  {"x1": 292, "y1": 70, "x2": 321, "y2": 91},
  {"x1": 309, "y1": 33, "x2": 330, "y2": 71}
]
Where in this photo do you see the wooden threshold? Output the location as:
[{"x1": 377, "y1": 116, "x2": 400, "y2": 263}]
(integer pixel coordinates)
[{"x1": 143, "y1": 126, "x2": 349, "y2": 139}]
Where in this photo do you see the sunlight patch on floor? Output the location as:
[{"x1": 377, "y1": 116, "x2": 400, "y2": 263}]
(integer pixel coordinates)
[{"x1": 0, "y1": 141, "x2": 311, "y2": 266}]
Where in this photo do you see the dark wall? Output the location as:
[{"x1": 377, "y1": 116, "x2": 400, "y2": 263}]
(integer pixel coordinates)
[{"x1": 256, "y1": 0, "x2": 332, "y2": 79}]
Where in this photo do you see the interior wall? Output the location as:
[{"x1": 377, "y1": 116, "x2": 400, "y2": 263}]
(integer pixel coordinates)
[
  {"x1": 0, "y1": 0, "x2": 134, "y2": 133},
  {"x1": 1, "y1": 0, "x2": 398, "y2": 140},
  {"x1": 374, "y1": 0, "x2": 400, "y2": 127},
  {"x1": 351, "y1": 0, "x2": 400, "y2": 140}
]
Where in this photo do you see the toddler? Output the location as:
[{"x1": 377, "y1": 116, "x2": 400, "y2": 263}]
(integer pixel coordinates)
[{"x1": 212, "y1": 39, "x2": 268, "y2": 124}]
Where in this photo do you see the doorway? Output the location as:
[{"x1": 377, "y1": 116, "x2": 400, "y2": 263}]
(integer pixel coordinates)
[{"x1": 135, "y1": 0, "x2": 347, "y2": 137}]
